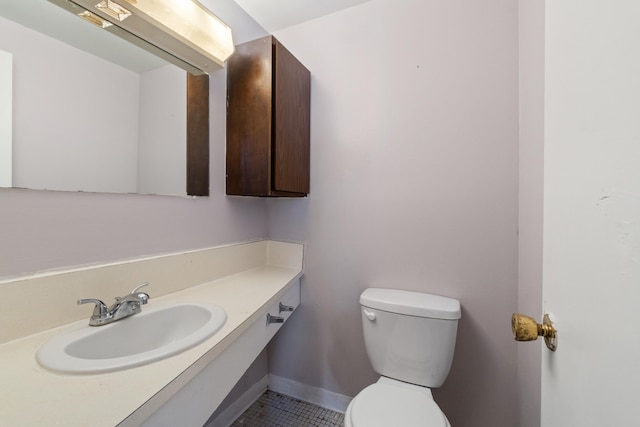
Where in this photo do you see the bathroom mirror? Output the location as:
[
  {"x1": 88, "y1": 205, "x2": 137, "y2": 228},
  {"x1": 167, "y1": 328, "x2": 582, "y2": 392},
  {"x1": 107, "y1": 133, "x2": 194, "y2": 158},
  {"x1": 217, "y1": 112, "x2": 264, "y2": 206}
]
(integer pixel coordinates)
[{"x1": 0, "y1": 0, "x2": 209, "y2": 196}]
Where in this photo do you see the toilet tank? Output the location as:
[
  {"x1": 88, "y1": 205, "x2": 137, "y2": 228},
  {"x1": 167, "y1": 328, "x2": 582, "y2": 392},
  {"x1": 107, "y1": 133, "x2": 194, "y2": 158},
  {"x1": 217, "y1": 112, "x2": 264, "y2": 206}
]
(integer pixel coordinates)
[{"x1": 360, "y1": 288, "x2": 461, "y2": 388}]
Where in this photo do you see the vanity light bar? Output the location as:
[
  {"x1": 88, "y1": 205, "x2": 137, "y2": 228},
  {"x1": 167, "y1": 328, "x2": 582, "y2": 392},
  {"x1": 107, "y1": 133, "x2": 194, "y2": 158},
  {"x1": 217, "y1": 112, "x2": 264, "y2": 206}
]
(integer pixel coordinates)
[
  {"x1": 77, "y1": 10, "x2": 113, "y2": 28},
  {"x1": 48, "y1": 0, "x2": 234, "y2": 75},
  {"x1": 95, "y1": 0, "x2": 131, "y2": 22}
]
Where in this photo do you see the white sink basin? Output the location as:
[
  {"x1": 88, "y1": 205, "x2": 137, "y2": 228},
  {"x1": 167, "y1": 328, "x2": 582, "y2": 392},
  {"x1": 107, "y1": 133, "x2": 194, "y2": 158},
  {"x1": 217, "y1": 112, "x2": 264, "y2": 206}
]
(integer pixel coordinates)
[{"x1": 37, "y1": 302, "x2": 226, "y2": 374}]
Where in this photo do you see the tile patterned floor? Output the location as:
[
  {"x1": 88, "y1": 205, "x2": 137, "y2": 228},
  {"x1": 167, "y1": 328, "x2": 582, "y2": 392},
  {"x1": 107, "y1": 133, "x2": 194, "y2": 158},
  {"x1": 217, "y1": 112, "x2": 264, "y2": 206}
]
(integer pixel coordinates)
[{"x1": 231, "y1": 390, "x2": 345, "y2": 427}]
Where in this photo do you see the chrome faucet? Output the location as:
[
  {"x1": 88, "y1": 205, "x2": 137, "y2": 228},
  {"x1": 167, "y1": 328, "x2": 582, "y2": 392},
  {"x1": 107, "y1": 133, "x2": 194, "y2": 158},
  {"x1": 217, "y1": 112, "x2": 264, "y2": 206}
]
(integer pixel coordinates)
[{"x1": 78, "y1": 282, "x2": 150, "y2": 326}]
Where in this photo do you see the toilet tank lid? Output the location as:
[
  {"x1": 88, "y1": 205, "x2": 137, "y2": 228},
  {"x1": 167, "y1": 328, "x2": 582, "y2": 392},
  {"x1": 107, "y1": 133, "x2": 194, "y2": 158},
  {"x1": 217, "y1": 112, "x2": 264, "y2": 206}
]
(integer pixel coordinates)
[{"x1": 360, "y1": 288, "x2": 461, "y2": 320}]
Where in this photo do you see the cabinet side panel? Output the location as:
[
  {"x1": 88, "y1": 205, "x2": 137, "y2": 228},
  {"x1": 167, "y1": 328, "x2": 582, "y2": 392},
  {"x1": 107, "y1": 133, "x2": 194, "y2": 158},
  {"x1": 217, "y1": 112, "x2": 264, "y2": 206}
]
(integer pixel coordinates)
[
  {"x1": 226, "y1": 36, "x2": 273, "y2": 196},
  {"x1": 187, "y1": 73, "x2": 210, "y2": 196},
  {"x1": 273, "y1": 39, "x2": 311, "y2": 195}
]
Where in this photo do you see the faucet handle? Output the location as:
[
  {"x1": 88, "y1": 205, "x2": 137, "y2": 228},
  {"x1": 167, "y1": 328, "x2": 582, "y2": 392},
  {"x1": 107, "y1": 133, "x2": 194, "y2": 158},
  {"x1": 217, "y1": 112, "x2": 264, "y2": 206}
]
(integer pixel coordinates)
[
  {"x1": 130, "y1": 281, "x2": 150, "y2": 305},
  {"x1": 130, "y1": 282, "x2": 149, "y2": 294},
  {"x1": 77, "y1": 298, "x2": 108, "y2": 317}
]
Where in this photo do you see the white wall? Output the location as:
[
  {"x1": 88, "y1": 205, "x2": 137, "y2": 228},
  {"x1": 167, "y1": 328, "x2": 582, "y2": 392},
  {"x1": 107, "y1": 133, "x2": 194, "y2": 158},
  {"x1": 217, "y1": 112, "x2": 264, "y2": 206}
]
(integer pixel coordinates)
[
  {"x1": 517, "y1": 1, "x2": 544, "y2": 426},
  {"x1": 0, "y1": 15, "x2": 140, "y2": 193},
  {"x1": 0, "y1": 49, "x2": 11, "y2": 188},
  {"x1": 137, "y1": 65, "x2": 186, "y2": 196},
  {"x1": 266, "y1": 1, "x2": 519, "y2": 425},
  {"x1": 542, "y1": 1, "x2": 640, "y2": 424}
]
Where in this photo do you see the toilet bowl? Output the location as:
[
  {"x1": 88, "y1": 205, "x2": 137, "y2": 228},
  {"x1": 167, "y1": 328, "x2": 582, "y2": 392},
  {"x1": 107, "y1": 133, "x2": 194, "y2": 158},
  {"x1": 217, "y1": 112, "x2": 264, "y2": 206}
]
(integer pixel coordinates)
[
  {"x1": 347, "y1": 288, "x2": 461, "y2": 426},
  {"x1": 345, "y1": 377, "x2": 451, "y2": 427}
]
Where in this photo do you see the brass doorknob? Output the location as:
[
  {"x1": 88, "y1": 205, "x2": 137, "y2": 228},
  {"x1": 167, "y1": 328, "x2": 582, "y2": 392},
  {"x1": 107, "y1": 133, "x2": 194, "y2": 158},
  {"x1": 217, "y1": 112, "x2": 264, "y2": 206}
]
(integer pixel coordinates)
[{"x1": 511, "y1": 313, "x2": 557, "y2": 351}]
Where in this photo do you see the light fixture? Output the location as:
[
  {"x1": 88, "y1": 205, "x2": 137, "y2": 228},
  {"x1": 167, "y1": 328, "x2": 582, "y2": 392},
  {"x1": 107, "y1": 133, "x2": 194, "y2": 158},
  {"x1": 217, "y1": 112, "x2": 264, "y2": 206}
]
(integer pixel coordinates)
[
  {"x1": 48, "y1": 0, "x2": 234, "y2": 75},
  {"x1": 95, "y1": 0, "x2": 131, "y2": 22},
  {"x1": 77, "y1": 10, "x2": 113, "y2": 28}
]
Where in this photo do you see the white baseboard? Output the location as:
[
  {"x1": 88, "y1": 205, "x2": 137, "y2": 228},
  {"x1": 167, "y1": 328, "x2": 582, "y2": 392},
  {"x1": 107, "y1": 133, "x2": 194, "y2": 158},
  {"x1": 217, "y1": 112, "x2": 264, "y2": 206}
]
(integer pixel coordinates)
[
  {"x1": 207, "y1": 375, "x2": 269, "y2": 427},
  {"x1": 268, "y1": 374, "x2": 352, "y2": 413}
]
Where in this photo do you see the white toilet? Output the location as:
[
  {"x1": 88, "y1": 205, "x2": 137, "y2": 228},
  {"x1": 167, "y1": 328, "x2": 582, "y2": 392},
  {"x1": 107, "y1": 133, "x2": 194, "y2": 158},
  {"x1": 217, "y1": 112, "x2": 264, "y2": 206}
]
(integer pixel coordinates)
[{"x1": 345, "y1": 288, "x2": 461, "y2": 427}]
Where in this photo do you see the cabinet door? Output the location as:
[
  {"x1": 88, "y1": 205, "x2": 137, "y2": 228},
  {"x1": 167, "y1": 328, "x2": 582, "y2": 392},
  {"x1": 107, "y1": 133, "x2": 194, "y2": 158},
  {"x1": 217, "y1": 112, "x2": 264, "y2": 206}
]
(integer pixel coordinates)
[
  {"x1": 226, "y1": 36, "x2": 310, "y2": 197},
  {"x1": 226, "y1": 37, "x2": 273, "y2": 196},
  {"x1": 273, "y1": 39, "x2": 310, "y2": 195}
]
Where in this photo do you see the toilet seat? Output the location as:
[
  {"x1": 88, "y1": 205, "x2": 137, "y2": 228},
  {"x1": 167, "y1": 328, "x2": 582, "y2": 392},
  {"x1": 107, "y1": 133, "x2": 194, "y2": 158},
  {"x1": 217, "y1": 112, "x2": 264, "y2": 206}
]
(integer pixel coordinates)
[{"x1": 346, "y1": 378, "x2": 450, "y2": 427}]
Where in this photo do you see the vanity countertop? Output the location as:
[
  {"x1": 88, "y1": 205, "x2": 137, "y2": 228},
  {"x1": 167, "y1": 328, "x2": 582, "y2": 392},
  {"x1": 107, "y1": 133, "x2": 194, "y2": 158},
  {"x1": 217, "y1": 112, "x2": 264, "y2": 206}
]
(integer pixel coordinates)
[{"x1": 0, "y1": 246, "x2": 302, "y2": 426}]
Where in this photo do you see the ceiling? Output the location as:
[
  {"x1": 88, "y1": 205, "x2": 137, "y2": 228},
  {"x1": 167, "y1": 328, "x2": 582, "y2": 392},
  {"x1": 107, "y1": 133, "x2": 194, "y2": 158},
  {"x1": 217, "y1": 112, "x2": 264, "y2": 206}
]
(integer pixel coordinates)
[{"x1": 232, "y1": 0, "x2": 372, "y2": 32}]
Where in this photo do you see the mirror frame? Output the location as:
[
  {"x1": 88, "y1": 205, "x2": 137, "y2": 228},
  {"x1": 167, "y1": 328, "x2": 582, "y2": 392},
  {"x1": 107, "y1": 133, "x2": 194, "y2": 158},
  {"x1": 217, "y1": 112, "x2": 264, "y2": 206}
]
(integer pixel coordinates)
[{"x1": 186, "y1": 73, "x2": 209, "y2": 196}]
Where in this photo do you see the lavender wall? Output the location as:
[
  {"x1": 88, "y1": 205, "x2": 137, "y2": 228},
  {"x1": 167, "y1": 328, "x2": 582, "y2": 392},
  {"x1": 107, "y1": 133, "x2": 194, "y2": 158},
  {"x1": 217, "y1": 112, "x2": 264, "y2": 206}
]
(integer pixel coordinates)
[
  {"x1": 2, "y1": 1, "x2": 521, "y2": 424},
  {"x1": 266, "y1": 1, "x2": 519, "y2": 426},
  {"x1": 0, "y1": 0, "x2": 270, "y2": 279},
  {"x1": 0, "y1": 67, "x2": 269, "y2": 278}
]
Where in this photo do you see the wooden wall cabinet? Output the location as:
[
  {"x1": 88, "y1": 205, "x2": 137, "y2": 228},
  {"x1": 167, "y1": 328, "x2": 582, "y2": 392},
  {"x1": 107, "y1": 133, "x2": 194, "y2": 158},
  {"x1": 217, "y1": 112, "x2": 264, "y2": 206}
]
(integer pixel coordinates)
[{"x1": 226, "y1": 35, "x2": 310, "y2": 197}]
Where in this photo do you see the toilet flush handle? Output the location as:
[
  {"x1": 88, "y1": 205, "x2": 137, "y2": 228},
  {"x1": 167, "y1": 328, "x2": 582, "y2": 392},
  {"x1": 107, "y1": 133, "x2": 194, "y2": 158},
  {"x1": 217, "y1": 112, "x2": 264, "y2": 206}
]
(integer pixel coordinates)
[{"x1": 363, "y1": 308, "x2": 376, "y2": 321}]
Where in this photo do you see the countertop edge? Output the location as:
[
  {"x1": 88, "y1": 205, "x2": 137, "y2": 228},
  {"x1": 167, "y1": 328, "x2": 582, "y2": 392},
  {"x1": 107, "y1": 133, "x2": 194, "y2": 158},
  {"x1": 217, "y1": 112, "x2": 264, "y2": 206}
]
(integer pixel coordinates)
[{"x1": 119, "y1": 269, "x2": 304, "y2": 426}]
